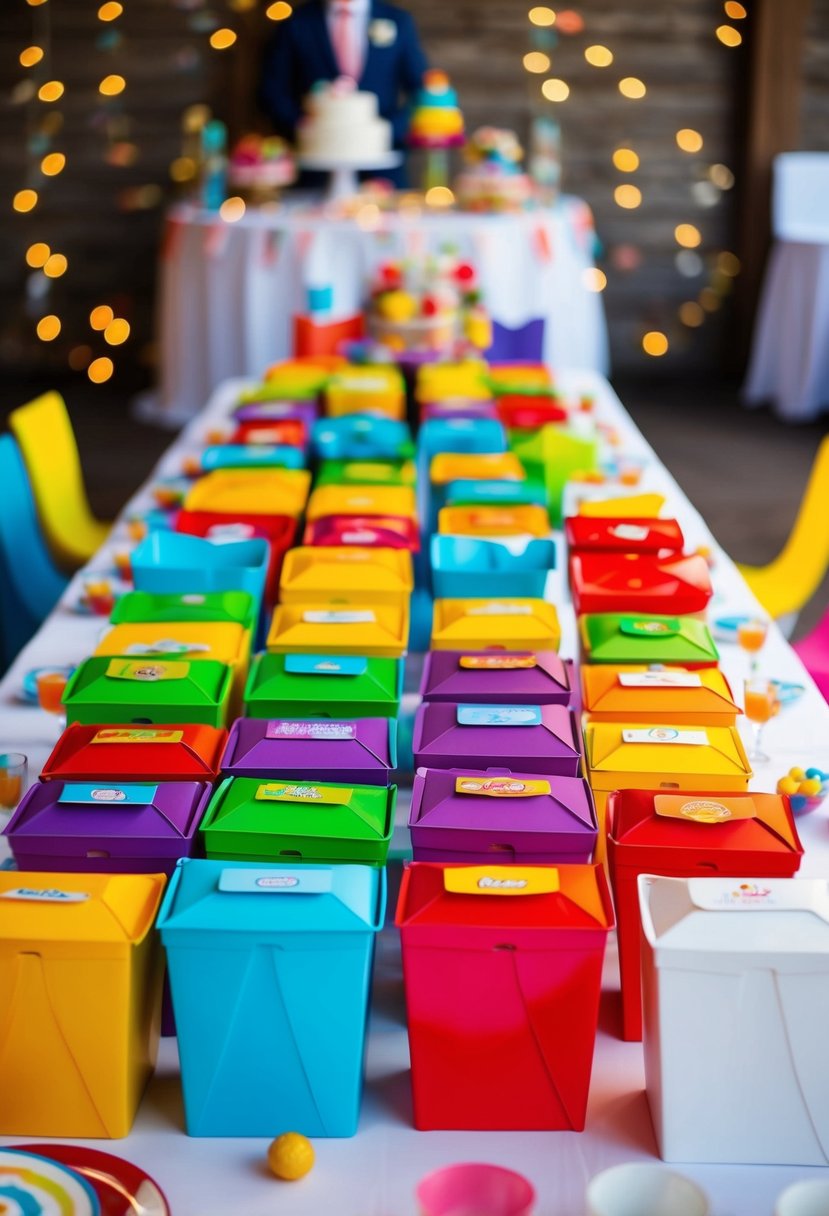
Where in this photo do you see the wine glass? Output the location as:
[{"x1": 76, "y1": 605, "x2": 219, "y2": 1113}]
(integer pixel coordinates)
[
  {"x1": 744, "y1": 678, "x2": 779, "y2": 763},
  {"x1": 737, "y1": 617, "x2": 768, "y2": 675},
  {"x1": 0, "y1": 752, "x2": 27, "y2": 813},
  {"x1": 37, "y1": 670, "x2": 69, "y2": 733}
]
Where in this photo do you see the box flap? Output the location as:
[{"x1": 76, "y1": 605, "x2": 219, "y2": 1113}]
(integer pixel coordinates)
[
  {"x1": 586, "y1": 722, "x2": 751, "y2": 781},
  {"x1": 0, "y1": 871, "x2": 165, "y2": 945},
  {"x1": 201, "y1": 777, "x2": 394, "y2": 845}
]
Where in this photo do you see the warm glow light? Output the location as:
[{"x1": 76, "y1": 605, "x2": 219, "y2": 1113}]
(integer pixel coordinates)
[
  {"x1": 38, "y1": 81, "x2": 64, "y2": 102},
  {"x1": 266, "y1": 1, "x2": 293, "y2": 18},
  {"x1": 41, "y1": 152, "x2": 65, "y2": 176},
  {"x1": 209, "y1": 28, "x2": 237, "y2": 49},
  {"x1": 425, "y1": 186, "x2": 455, "y2": 207},
  {"x1": 612, "y1": 148, "x2": 639, "y2": 172},
  {"x1": 676, "y1": 128, "x2": 703, "y2": 153},
  {"x1": 709, "y1": 163, "x2": 735, "y2": 189},
  {"x1": 528, "y1": 5, "x2": 556, "y2": 24},
  {"x1": 104, "y1": 318, "x2": 130, "y2": 345},
  {"x1": 582, "y1": 267, "x2": 607, "y2": 292},
  {"x1": 619, "y1": 76, "x2": 646, "y2": 99},
  {"x1": 643, "y1": 331, "x2": 669, "y2": 356},
  {"x1": 43, "y1": 253, "x2": 68, "y2": 278},
  {"x1": 584, "y1": 44, "x2": 613, "y2": 67},
  {"x1": 19, "y1": 46, "x2": 44, "y2": 67},
  {"x1": 36, "y1": 314, "x2": 61, "y2": 341},
  {"x1": 724, "y1": 1, "x2": 747, "y2": 17},
  {"x1": 219, "y1": 195, "x2": 246, "y2": 222},
  {"x1": 99, "y1": 74, "x2": 126, "y2": 96},
  {"x1": 699, "y1": 287, "x2": 721, "y2": 311},
  {"x1": 90, "y1": 304, "x2": 114, "y2": 331},
  {"x1": 556, "y1": 9, "x2": 584, "y2": 33},
  {"x1": 716, "y1": 24, "x2": 742, "y2": 46},
  {"x1": 170, "y1": 156, "x2": 197, "y2": 182},
  {"x1": 98, "y1": 1, "x2": 123, "y2": 18},
  {"x1": 717, "y1": 250, "x2": 741, "y2": 276},
  {"x1": 13, "y1": 189, "x2": 38, "y2": 213},
  {"x1": 68, "y1": 344, "x2": 92, "y2": 371},
  {"x1": 26, "y1": 0, "x2": 49, "y2": 6},
  {"x1": 679, "y1": 301, "x2": 705, "y2": 327},
  {"x1": 523, "y1": 51, "x2": 551, "y2": 73},
  {"x1": 675, "y1": 223, "x2": 702, "y2": 248},
  {"x1": 183, "y1": 104, "x2": 211, "y2": 133},
  {"x1": 614, "y1": 184, "x2": 642, "y2": 209},
  {"x1": 541, "y1": 78, "x2": 570, "y2": 102},
  {"x1": 26, "y1": 242, "x2": 50, "y2": 268},
  {"x1": 88, "y1": 356, "x2": 114, "y2": 384}
]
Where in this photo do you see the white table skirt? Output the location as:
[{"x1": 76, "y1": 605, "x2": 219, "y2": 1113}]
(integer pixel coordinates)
[
  {"x1": 154, "y1": 198, "x2": 610, "y2": 424},
  {"x1": 744, "y1": 241, "x2": 829, "y2": 422},
  {"x1": 2, "y1": 370, "x2": 829, "y2": 1215}
]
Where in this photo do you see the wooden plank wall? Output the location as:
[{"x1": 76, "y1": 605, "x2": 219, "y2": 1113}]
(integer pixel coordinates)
[{"x1": 0, "y1": 0, "x2": 825, "y2": 381}]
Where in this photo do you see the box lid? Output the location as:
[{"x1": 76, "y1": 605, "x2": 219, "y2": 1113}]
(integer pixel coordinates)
[
  {"x1": 4, "y1": 780, "x2": 210, "y2": 860},
  {"x1": 582, "y1": 666, "x2": 740, "y2": 718},
  {"x1": 584, "y1": 722, "x2": 752, "y2": 787},
  {"x1": 413, "y1": 702, "x2": 580, "y2": 766},
  {"x1": 200, "y1": 443, "x2": 305, "y2": 472},
  {"x1": 245, "y1": 652, "x2": 402, "y2": 710},
  {"x1": 232, "y1": 395, "x2": 318, "y2": 424},
  {"x1": 0, "y1": 871, "x2": 165, "y2": 946},
  {"x1": 306, "y1": 484, "x2": 418, "y2": 523},
  {"x1": 64, "y1": 657, "x2": 232, "y2": 709},
  {"x1": 200, "y1": 777, "x2": 394, "y2": 850},
  {"x1": 158, "y1": 859, "x2": 383, "y2": 934},
  {"x1": 445, "y1": 479, "x2": 547, "y2": 508},
  {"x1": 564, "y1": 516, "x2": 685, "y2": 555},
  {"x1": 266, "y1": 602, "x2": 409, "y2": 657},
  {"x1": 578, "y1": 493, "x2": 665, "y2": 519},
  {"x1": 111, "y1": 590, "x2": 256, "y2": 629},
  {"x1": 438, "y1": 504, "x2": 550, "y2": 537},
  {"x1": 183, "y1": 468, "x2": 311, "y2": 517},
  {"x1": 279, "y1": 546, "x2": 414, "y2": 598},
  {"x1": 429, "y1": 451, "x2": 525, "y2": 485},
  {"x1": 175, "y1": 510, "x2": 296, "y2": 550},
  {"x1": 430, "y1": 536, "x2": 555, "y2": 579},
  {"x1": 580, "y1": 614, "x2": 720, "y2": 666},
  {"x1": 431, "y1": 598, "x2": 560, "y2": 650},
  {"x1": 315, "y1": 458, "x2": 416, "y2": 487},
  {"x1": 40, "y1": 722, "x2": 227, "y2": 782},
  {"x1": 410, "y1": 768, "x2": 597, "y2": 839},
  {"x1": 569, "y1": 553, "x2": 713, "y2": 615},
  {"x1": 221, "y1": 716, "x2": 396, "y2": 776},
  {"x1": 93, "y1": 621, "x2": 249, "y2": 665},
  {"x1": 396, "y1": 862, "x2": 613, "y2": 931},
  {"x1": 229, "y1": 418, "x2": 308, "y2": 449},
  {"x1": 132, "y1": 531, "x2": 270, "y2": 579},
  {"x1": 312, "y1": 416, "x2": 414, "y2": 462},
  {"x1": 420, "y1": 650, "x2": 570, "y2": 704}
]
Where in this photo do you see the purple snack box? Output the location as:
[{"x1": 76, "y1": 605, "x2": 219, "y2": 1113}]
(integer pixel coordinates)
[
  {"x1": 220, "y1": 716, "x2": 396, "y2": 785},
  {"x1": 412, "y1": 702, "x2": 582, "y2": 777},
  {"x1": 3, "y1": 779, "x2": 211, "y2": 874},
  {"x1": 420, "y1": 400, "x2": 499, "y2": 422},
  {"x1": 419, "y1": 650, "x2": 571, "y2": 706},
  {"x1": 233, "y1": 399, "x2": 319, "y2": 430},
  {"x1": 409, "y1": 767, "x2": 598, "y2": 864}
]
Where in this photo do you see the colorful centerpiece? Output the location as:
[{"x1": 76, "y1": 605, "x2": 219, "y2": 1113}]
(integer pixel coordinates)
[
  {"x1": 367, "y1": 252, "x2": 491, "y2": 357},
  {"x1": 408, "y1": 70, "x2": 465, "y2": 149},
  {"x1": 456, "y1": 127, "x2": 535, "y2": 213},
  {"x1": 228, "y1": 134, "x2": 296, "y2": 202}
]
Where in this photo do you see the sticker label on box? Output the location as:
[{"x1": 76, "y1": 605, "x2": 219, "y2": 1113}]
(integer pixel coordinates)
[
  {"x1": 342, "y1": 530, "x2": 380, "y2": 545},
  {"x1": 266, "y1": 720, "x2": 356, "y2": 740},
  {"x1": 609, "y1": 524, "x2": 651, "y2": 542},
  {"x1": 91, "y1": 727, "x2": 184, "y2": 744},
  {"x1": 302, "y1": 610, "x2": 376, "y2": 624},
  {"x1": 622, "y1": 727, "x2": 708, "y2": 746},
  {"x1": 123, "y1": 639, "x2": 210, "y2": 656},
  {"x1": 466, "y1": 603, "x2": 532, "y2": 617},
  {"x1": 255, "y1": 782, "x2": 353, "y2": 805},
  {"x1": 444, "y1": 865, "x2": 559, "y2": 896},
  {"x1": 346, "y1": 462, "x2": 394, "y2": 480},
  {"x1": 457, "y1": 705, "x2": 543, "y2": 727},
  {"x1": 206, "y1": 523, "x2": 256, "y2": 541},
  {"x1": 105, "y1": 658, "x2": 190, "y2": 682},
  {"x1": 455, "y1": 776, "x2": 551, "y2": 797},
  {"x1": 285, "y1": 655, "x2": 368, "y2": 677},
  {"x1": 218, "y1": 868, "x2": 333, "y2": 895},
  {"x1": 654, "y1": 795, "x2": 757, "y2": 824},
  {"x1": 59, "y1": 782, "x2": 158, "y2": 805},
  {"x1": 686, "y1": 878, "x2": 829, "y2": 917},
  {"x1": 1, "y1": 887, "x2": 90, "y2": 903},
  {"x1": 618, "y1": 671, "x2": 702, "y2": 688},
  {"x1": 619, "y1": 617, "x2": 680, "y2": 638},
  {"x1": 459, "y1": 654, "x2": 537, "y2": 670}
]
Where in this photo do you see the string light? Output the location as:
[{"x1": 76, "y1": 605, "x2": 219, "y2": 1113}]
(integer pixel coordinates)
[
  {"x1": 170, "y1": 156, "x2": 197, "y2": 182},
  {"x1": 13, "y1": 189, "x2": 38, "y2": 212},
  {"x1": 614, "y1": 184, "x2": 642, "y2": 209},
  {"x1": 528, "y1": 6, "x2": 556, "y2": 25},
  {"x1": 219, "y1": 196, "x2": 246, "y2": 222},
  {"x1": 38, "y1": 81, "x2": 64, "y2": 102},
  {"x1": 26, "y1": 0, "x2": 49, "y2": 6},
  {"x1": 36, "y1": 315, "x2": 61, "y2": 341},
  {"x1": 642, "y1": 331, "x2": 669, "y2": 356},
  {"x1": 523, "y1": 52, "x2": 550, "y2": 73},
  {"x1": 26, "y1": 242, "x2": 50, "y2": 268},
  {"x1": 612, "y1": 148, "x2": 639, "y2": 172},
  {"x1": 41, "y1": 152, "x2": 66, "y2": 176},
  {"x1": 97, "y1": 1, "x2": 123, "y2": 18},
  {"x1": 19, "y1": 46, "x2": 44, "y2": 67},
  {"x1": 88, "y1": 356, "x2": 114, "y2": 383},
  {"x1": 541, "y1": 78, "x2": 570, "y2": 101},
  {"x1": 618, "y1": 77, "x2": 646, "y2": 99},
  {"x1": 724, "y1": 1, "x2": 747, "y2": 17},
  {"x1": 676, "y1": 128, "x2": 703, "y2": 153},
  {"x1": 90, "y1": 304, "x2": 114, "y2": 330},
  {"x1": 266, "y1": 1, "x2": 293, "y2": 17},
  {"x1": 104, "y1": 318, "x2": 130, "y2": 345},
  {"x1": 699, "y1": 287, "x2": 721, "y2": 311},
  {"x1": 709, "y1": 163, "x2": 735, "y2": 189},
  {"x1": 556, "y1": 10, "x2": 584, "y2": 34},
  {"x1": 210, "y1": 28, "x2": 237, "y2": 50},
  {"x1": 99, "y1": 74, "x2": 126, "y2": 95},
  {"x1": 675, "y1": 223, "x2": 702, "y2": 248},
  {"x1": 584, "y1": 45, "x2": 613, "y2": 67},
  {"x1": 582, "y1": 267, "x2": 607, "y2": 292},
  {"x1": 425, "y1": 186, "x2": 455, "y2": 207},
  {"x1": 679, "y1": 301, "x2": 705, "y2": 327},
  {"x1": 717, "y1": 251, "x2": 741, "y2": 276},
  {"x1": 43, "y1": 253, "x2": 68, "y2": 278},
  {"x1": 716, "y1": 24, "x2": 742, "y2": 46}
]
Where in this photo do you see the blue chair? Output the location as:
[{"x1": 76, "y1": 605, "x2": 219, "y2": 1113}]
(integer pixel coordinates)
[{"x1": 0, "y1": 435, "x2": 68, "y2": 670}]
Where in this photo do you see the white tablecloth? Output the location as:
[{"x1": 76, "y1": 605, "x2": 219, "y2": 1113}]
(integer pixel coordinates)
[
  {"x1": 744, "y1": 241, "x2": 829, "y2": 422},
  {"x1": 154, "y1": 198, "x2": 610, "y2": 424},
  {"x1": 2, "y1": 370, "x2": 829, "y2": 1215}
]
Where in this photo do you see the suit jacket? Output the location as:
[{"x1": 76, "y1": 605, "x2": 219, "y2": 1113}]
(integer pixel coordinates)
[{"x1": 259, "y1": 0, "x2": 428, "y2": 152}]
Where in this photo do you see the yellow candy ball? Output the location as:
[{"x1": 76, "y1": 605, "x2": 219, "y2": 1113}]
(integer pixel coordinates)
[
  {"x1": 377, "y1": 290, "x2": 417, "y2": 323},
  {"x1": 799, "y1": 778, "x2": 822, "y2": 797},
  {"x1": 267, "y1": 1132, "x2": 315, "y2": 1181},
  {"x1": 789, "y1": 767, "x2": 806, "y2": 781},
  {"x1": 777, "y1": 777, "x2": 799, "y2": 796}
]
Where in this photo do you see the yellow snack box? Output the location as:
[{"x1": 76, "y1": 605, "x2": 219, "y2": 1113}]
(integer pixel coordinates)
[
  {"x1": 306, "y1": 484, "x2": 418, "y2": 523},
  {"x1": 578, "y1": 493, "x2": 666, "y2": 519},
  {"x1": 279, "y1": 546, "x2": 414, "y2": 608},
  {"x1": 325, "y1": 366, "x2": 406, "y2": 420},
  {"x1": 438, "y1": 504, "x2": 550, "y2": 537},
  {"x1": 267, "y1": 602, "x2": 409, "y2": 658},
  {"x1": 415, "y1": 360, "x2": 491, "y2": 403},
  {"x1": 430, "y1": 597, "x2": 561, "y2": 652},
  {"x1": 184, "y1": 468, "x2": 311, "y2": 517},
  {"x1": 429, "y1": 452, "x2": 526, "y2": 486}
]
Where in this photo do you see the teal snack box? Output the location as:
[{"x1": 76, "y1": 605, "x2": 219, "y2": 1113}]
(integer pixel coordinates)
[
  {"x1": 63, "y1": 656, "x2": 233, "y2": 728},
  {"x1": 445, "y1": 478, "x2": 547, "y2": 509},
  {"x1": 244, "y1": 653, "x2": 403, "y2": 719},
  {"x1": 200, "y1": 777, "x2": 396, "y2": 865},
  {"x1": 158, "y1": 858, "x2": 385, "y2": 1136},
  {"x1": 112, "y1": 590, "x2": 257, "y2": 631}
]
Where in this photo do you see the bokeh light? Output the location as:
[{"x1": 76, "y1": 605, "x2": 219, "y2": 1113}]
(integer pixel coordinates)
[
  {"x1": 99, "y1": 74, "x2": 126, "y2": 95},
  {"x1": 13, "y1": 189, "x2": 38, "y2": 213},
  {"x1": 612, "y1": 148, "x2": 639, "y2": 172},
  {"x1": 170, "y1": 157, "x2": 197, "y2": 182},
  {"x1": 676, "y1": 128, "x2": 703, "y2": 153},
  {"x1": 699, "y1": 287, "x2": 721, "y2": 311},
  {"x1": 541, "y1": 78, "x2": 570, "y2": 102},
  {"x1": 524, "y1": 52, "x2": 551, "y2": 73},
  {"x1": 104, "y1": 318, "x2": 131, "y2": 345},
  {"x1": 219, "y1": 195, "x2": 246, "y2": 222},
  {"x1": 528, "y1": 5, "x2": 556, "y2": 24},
  {"x1": 717, "y1": 251, "x2": 741, "y2": 276},
  {"x1": 41, "y1": 152, "x2": 66, "y2": 176},
  {"x1": 266, "y1": 1, "x2": 293, "y2": 17},
  {"x1": 679, "y1": 301, "x2": 705, "y2": 327},
  {"x1": 210, "y1": 28, "x2": 237, "y2": 49},
  {"x1": 709, "y1": 163, "x2": 735, "y2": 189},
  {"x1": 582, "y1": 267, "x2": 607, "y2": 292},
  {"x1": 43, "y1": 253, "x2": 68, "y2": 278},
  {"x1": 98, "y1": 1, "x2": 123, "y2": 18},
  {"x1": 88, "y1": 357, "x2": 115, "y2": 384},
  {"x1": 614, "y1": 184, "x2": 642, "y2": 209},
  {"x1": 675, "y1": 223, "x2": 702, "y2": 248},
  {"x1": 642, "y1": 331, "x2": 669, "y2": 356},
  {"x1": 36, "y1": 314, "x2": 61, "y2": 341},
  {"x1": 26, "y1": 242, "x2": 50, "y2": 268},
  {"x1": 38, "y1": 81, "x2": 64, "y2": 102},
  {"x1": 90, "y1": 304, "x2": 114, "y2": 331},
  {"x1": 425, "y1": 186, "x2": 455, "y2": 207},
  {"x1": 724, "y1": 1, "x2": 747, "y2": 16},
  {"x1": 584, "y1": 45, "x2": 613, "y2": 67},
  {"x1": 619, "y1": 77, "x2": 646, "y2": 99},
  {"x1": 556, "y1": 10, "x2": 584, "y2": 34},
  {"x1": 716, "y1": 24, "x2": 742, "y2": 46},
  {"x1": 19, "y1": 46, "x2": 44, "y2": 67}
]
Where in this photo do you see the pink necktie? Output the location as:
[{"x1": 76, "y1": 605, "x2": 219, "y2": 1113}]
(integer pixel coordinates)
[{"x1": 332, "y1": 2, "x2": 361, "y2": 81}]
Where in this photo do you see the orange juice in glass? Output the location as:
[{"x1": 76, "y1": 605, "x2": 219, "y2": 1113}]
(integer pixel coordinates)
[
  {"x1": 738, "y1": 618, "x2": 768, "y2": 673},
  {"x1": 0, "y1": 753, "x2": 27, "y2": 810},
  {"x1": 113, "y1": 548, "x2": 132, "y2": 582},
  {"x1": 126, "y1": 517, "x2": 147, "y2": 543},
  {"x1": 37, "y1": 670, "x2": 69, "y2": 716},
  {"x1": 744, "y1": 678, "x2": 778, "y2": 763}
]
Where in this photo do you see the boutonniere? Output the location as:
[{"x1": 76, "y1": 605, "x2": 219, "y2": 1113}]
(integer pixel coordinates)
[{"x1": 369, "y1": 18, "x2": 397, "y2": 46}]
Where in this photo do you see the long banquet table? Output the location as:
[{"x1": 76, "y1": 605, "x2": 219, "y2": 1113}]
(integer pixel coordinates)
[{"x1": 2, "y1": 370, "x2": 828, "y2": 1216}]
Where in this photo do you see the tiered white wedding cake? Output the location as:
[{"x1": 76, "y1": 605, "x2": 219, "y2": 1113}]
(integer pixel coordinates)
[{"x1": 298, "y1": 78, "x2": 392, "y2": 164}]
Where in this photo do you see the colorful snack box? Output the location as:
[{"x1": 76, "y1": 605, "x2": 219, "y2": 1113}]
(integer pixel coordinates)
[
  {"x1": 430, "y1": 537, "x2": 555, "y2": 600},
  {"x1": 93, "y1": 621, "x2": 251, "y2": 667},
  {"x1": 279, "y1": 546, "x2": 414, "y2": 608},
  {"x1": 396, "y1": 861, "x2": 613, "y2": 1129},
  {"x1": 430, "y1": 598, "x2": 561, "y2": 652},
  {"x1": 314, "y1": 458, "x2": 416, "y2": 488},
  {"x1": 578, "y1": 492, "x2": 665, "y2": 518},
  {"x1": 131, "y1": 533, "x2": 269, "y2": 605},
  {"x1": 245, "y1": 653, "x2": 402, "y2": 719},
  {"x1": 232, "y1": 396, "x2": 319, "y2": 430},
  {"x1": 182, "y1": 468, "x2": 311, "y2": 517},
  {"x1": 415, "y1": 360, "x2": 491, "y2": 402},
  {"x1": 437, "y1": 505, "x2": 550, "y2": 538},
  {"x1": 306, "y1": 484, "x2": 418, "y2": 524},
  {"x1": 111, "y1": 590, "x2": 257, "y2": 630},
  {"x1": 581, "y1": 665, "x2": 741, "y2": 727},
  {"x1": 445, "y1": 479, "x2": 547, "y2": 509},
  {"x1": 325, "y1": 366, "x2": 406, "y2": 420},
  {"x1": 175, "y1": 511, "x2": 297, "y2": 603},
  {"x1": 413, "y1": 702, "x2": 581, "y2": 777},
  {"x1": 221, "y1": 716, "x2": 396, "y2": 785},
  {"x1": 303, "y1": 513, "x2": 420, "y2": 550},
  {"x1": 312, "y1": 416, "x2": 414, "y2": 462},
  {"x1": 569, "y1": 553, "x2": 713, "y2": 617},
  {"x1": 40, "y1": 722, "x2": 227, "y2": 783},
  {"x1": 420, "y1": 650, "x2": 570, "y2": 706},
  {"x1": 579, "y1": 613, "x2": 720, "y2": 668},
  {"x1": 419, "y1": 399, "x2": 499, "y2": 423},
  {"x1": 261, "y1": 356, "x2": 343, "y2": 397},
  {"x1": 564, "y1": 516, "x2": 685, "y2": 557},
  {"x1": 230, "y1": 418, "x2": 307, "y2": 449},
  {"x1": 199, "y1": 444, "x2": 305, "y2": 472},
  {"x1": 267, "y1": 602, "x2": 409, "y2": 658},
  {"x1": 63, "y1": 657, "x2": 234, "y2": 729}
]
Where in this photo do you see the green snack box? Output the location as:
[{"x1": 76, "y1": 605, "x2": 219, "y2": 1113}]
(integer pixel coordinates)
[
  {"x1": 579, "y1": 613, "x2": 720, "y2": 668},
  {"x1": 244, "y1": 653, "x2": 403, "y2": 719},
  {"x1": 315, "y1": 458, "x2": 416, "y2": 488},
  {"x1": 111, "y1": 590, "x2": 257, "y2": 631},
  {"x1": 200, "y1": 776, "x2": 396, "y2": 865},
  {"x1": 63, "y1": 656, "x2": 234, "y2": 727}
]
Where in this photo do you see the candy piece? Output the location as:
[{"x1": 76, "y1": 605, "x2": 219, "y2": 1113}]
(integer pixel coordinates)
[
  {"x1": 799, "y1": 778, "x2": 822, "y2": 797},
  {"x1": 377, "y1": 290, "x2": 417, "y2": 322},
  {"x1": 777, "y1": 777, "x2": 799, "y2": 796},
  {"x1": 267, "y1": 1133, "x2": 315, "y2": 1181},
  {"x1": 806, "y1": 767, "x2": 824, "y2": 780},
  {"x1": 789, "y1": 767, "x2": 806, "y2": 781}
]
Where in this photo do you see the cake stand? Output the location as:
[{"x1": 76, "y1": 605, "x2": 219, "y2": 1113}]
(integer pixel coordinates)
[{"x1": 299, "y1": 152, "x2": 403, "y2": 202}]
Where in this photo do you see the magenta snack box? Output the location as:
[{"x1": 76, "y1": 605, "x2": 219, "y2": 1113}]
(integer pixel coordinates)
[
  {"x1": 419, "y1": 650, "x2": 571, "y2": 706},
  {"x1": 220, "y1": 716, "x2": 397, "y2": 785},
  {"x1": 412, "y1": 702, "x2": 582, "y2": 777},
  {"x1": 4, "y1": 779, "x2": 211, "y2": 874},
  {"x1": 409, "y1": 767, "x2": 598, "y2": 864}
]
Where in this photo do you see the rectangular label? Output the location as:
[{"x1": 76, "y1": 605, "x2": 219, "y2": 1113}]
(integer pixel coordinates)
[
  {"x1": 123, "y1": 639, "x2": 210, "y2": 656},
  {"x1": 617, "y1": 671, "x2": 702, "y2": 688},
  {"x1": 105, "y1": 658, "x2": 190, "y2": 682},
  {"x1": 346, "y1": 462, "x2": 394, "y2": 480},
  {"x1": 285, "y1": 655, "x2": 368, "y2": 677},
  {"x1": 457, "y1": 704, "x2": 543, "y2": 727},
  {"x1": 59, "y1": 782, "x2": 157, "y2": 806},
  {"x1": 654, "y1": 794, "x2": 757, "y2": 824},
  {"x1": 687, "y1": 878, "x2": 829, "y2": 917},
  {"x1": 619, "y1": 617, "x2": 680, "y2": 639},
  {"x1": 301, "y1": 610, "x2": 376, "y2": 624},
  {"x1": 443, "y1": 865, "x2": 559, "y2": 896},
  {"x1": 455, "y1": 776, "x2": 551, "y2": 798},
  {"x1": 466, "y1": 603, "x2": 532, "y2": 617},
  {"x1": 459, "y1": 654, "x2": 537, "y2": 670},
  {"x1": 218, "y1": 868, "x2": 333, "y2": 895},
  {"x1": 255, "y1": 782, "x2": 353, "y2": 805},
  {"x1": 622, "y1": 727, "x2": 708, "y2": 746},
  {"x1": 1, "y1": 887, "x2": 89, "y2": 903},
  {"x1": 266, "y1": 720, "x2": 356, "y2": 740},
  {"x1": 609, "y1": 524, "x2": 650, "y2": 542},
  {"x1": 91, "y1": 728, "x2": 184, "y2": 744}
]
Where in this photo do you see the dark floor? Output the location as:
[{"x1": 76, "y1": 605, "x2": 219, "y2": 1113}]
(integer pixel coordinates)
[{"x1": 3, "y1": 371, "x2": 827, "y2": 639}]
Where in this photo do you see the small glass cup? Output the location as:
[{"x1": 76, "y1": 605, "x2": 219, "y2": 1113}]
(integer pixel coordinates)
[
  {"x1": 737, "y1": 617, "x2": 768, "y2": 674},
  {"x1": 37, "y1": 670, "x2": 69, "y2": 716},
  {"x1": 0, "y1": 753, "x2": 27, "y2": 812},
  {"x1": 126, "y1": 516, "x2": 148, "y2": 543},
  {"x1": 83, "y1": 576, "x2": 115, "y2": 617},
  {"x1": 744, "y1": 677, "x2": 779, "y2": 763},
  {"x1": 112, "y1": 548, "x2": 133, "y2": 583}
]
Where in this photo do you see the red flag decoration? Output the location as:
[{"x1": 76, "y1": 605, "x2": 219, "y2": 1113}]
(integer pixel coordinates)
[
  {"x1": 204, "y1": 221, "x2": 231, "y2": 259},
  {"x1": 160, "y1": 216, "x2": 185, "y2": 262},
  {"x1": 533, "y1": 221, "x2": 553, "y2": 264}
]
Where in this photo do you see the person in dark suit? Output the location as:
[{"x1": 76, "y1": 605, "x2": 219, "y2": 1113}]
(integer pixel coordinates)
[{"x1": 259, "y1": 0, "x2": 428, "y2": 184}]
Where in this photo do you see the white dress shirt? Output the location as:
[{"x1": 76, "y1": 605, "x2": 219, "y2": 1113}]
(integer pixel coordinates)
[{"x1": 326, "y1": 0, "x2": 370, "y2": 80}]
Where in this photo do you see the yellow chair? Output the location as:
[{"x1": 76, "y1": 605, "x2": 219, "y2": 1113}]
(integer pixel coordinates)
[
  {"x1": 738, "y1": 435, "x2": 829, "y2": 619},
  {"x1": 9, "y1": 391, "x2": 111, "y2": 571}
]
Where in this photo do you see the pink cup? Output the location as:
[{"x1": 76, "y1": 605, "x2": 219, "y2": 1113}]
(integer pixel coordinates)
[{"x1": 416, "y1": 1163, "x2": 535, "y2": 1216}]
